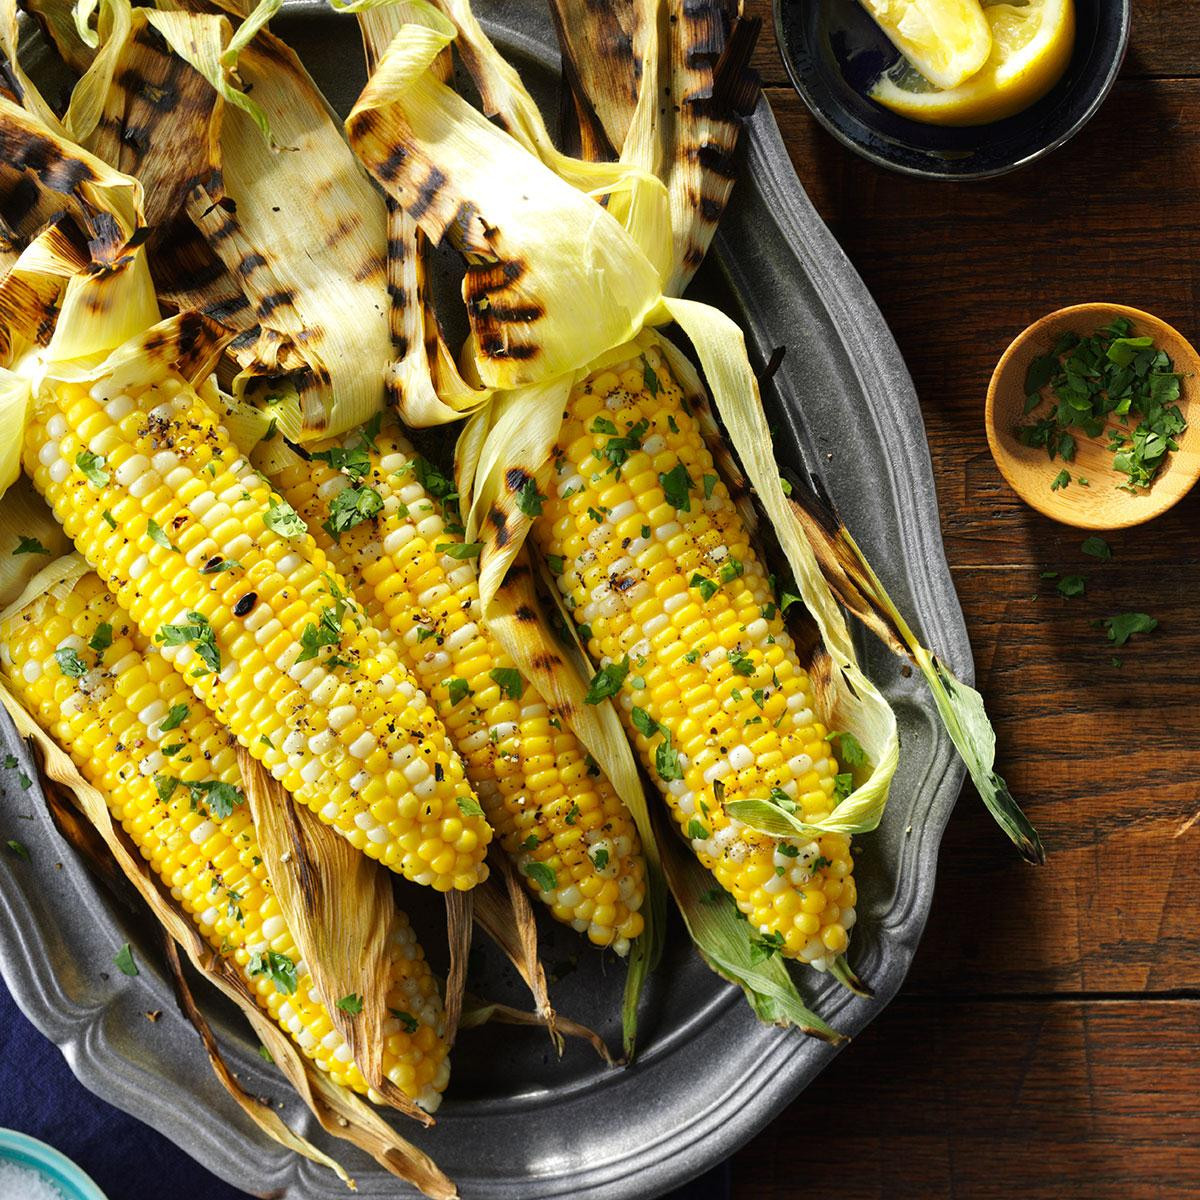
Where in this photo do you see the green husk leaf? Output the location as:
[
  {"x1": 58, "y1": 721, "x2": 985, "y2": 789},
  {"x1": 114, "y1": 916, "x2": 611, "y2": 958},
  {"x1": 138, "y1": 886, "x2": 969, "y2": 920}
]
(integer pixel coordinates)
[
  {"x1": 829, "y1": 954, "x2": 873, "y2": 999},
  {"x1": 792, "y1": 510, "x2": 1044, "y2": 865},
  {"x1": 657, "y1": 812, "x2": 845, "y2": 1043}
]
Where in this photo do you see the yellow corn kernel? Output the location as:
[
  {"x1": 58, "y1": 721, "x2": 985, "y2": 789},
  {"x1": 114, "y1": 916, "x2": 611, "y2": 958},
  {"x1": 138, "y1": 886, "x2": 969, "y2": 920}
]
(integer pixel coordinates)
[
  {"x1": 256, "y1": 419, "x2": 647, "y2": 954},
  {"x1": 0, "y1": 571, "x2": 450, "y2": 1110},
  {"x1": 532, "y1": 343, "x2": 857, "y2": 971},
  {"x1": 23, "y1": 376, "x2": 490, "y2": 891}
]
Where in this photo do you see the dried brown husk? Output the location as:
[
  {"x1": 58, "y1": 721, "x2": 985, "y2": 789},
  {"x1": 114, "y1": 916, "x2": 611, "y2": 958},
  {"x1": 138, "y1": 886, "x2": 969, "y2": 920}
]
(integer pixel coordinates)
[
  {"x1": 471, "y1": 856, "x2": 559, "y2": 1051},
  {"x1": 237, "y1": 746, "x2": 435, "y2": 1125},
  {"x1": 0, "y1": 674, "x2": 457, "y2": 1198},
  {"x1": 442, "y1": 888, "x2": 472, "y2": 1048},
  {"x1": 459, "y1": 994, "x2": 613, "y2": 1064}
]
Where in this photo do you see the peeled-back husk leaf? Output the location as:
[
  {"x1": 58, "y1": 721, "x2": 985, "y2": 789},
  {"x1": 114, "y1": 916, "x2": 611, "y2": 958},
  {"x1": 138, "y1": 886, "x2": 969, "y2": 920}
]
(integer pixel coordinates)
[
  {"x1": 20, "y1": 0, "x2": 96, "y2": 73},
  {"x1": 785, "y1": 495, "x2": 1045, "y2": 865},
  {"x1": 237, "y1": 746, "x2": 435, "y2": 1124},
  {"x1": 0, "y1": 673, "x2": 456, "y2": 1198},
  {"x1": 132, "y1": 4, "x2": 392, "y2": 442},
  {"x1": 416, "y1": 0, "x2": 674, "y2": 286},
  {"x1": 0, "y1": 479, "x2": 71, "y2": 607},
  {"x1": 141, "y1": 6, "x2": 276, "y2": 145},
  {"x1": 0, "y1": 219, "x2": 91, "y2": 364},
  {"x1": 52, "y1": 0, "x2": 256, "y2": 363},
  {"x1": 0, "y1": 93, "x2": 143, "y2": 261},
  {"x1": 549, "y1": 0, "x2": 761, "y2": 295},
  {"x1": 60, "y1": 0, "x2": 134, "y2": 145},
  {"x1": 545, "y1": 0, "x2": 642, "y2": 156},
  {"x1": 344, "y1": 0, "x2": 663, "y2": 392},
  {"x1": 80, "y1": 2, "x2": 224, "y2": 236},
  {"x1": 648, "y1": 1, "x2": 761, "y2": 295},
  {"x1": 0, "y1": 0, "x2": 65, "y2": 130},
  {"x1": 0, "y1": 368, "x2": 29, "y2": 494},
  {"x1": 355, "y1": 7, "x2": 491, "y2": 427},
  {"x1": 655, "y1": 806, "x2": 846, "y2": 1043}
]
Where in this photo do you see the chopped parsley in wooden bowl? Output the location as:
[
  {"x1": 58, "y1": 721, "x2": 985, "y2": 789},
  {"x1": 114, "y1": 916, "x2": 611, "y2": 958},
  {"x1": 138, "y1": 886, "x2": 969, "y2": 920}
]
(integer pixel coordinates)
[{"x1": 986, "y1": 303, "x2": 1200, "y2": 529}]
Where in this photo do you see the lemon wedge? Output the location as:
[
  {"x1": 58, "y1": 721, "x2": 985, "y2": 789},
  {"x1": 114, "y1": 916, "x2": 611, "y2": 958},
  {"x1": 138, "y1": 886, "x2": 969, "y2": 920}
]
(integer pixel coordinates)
[
  {"x1": 869, "y1": 0, "x2": 1076, "y2": 127},
  {"x1": 859, "y1": 0, "x2": 993, "y2": 90}
]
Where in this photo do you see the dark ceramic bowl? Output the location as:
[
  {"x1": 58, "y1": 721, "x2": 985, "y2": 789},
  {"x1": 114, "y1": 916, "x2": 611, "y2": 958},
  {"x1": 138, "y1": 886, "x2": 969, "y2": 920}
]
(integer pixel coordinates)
[{"x1": 774, "y1": 0, "x2": 1131, "y2": 180}]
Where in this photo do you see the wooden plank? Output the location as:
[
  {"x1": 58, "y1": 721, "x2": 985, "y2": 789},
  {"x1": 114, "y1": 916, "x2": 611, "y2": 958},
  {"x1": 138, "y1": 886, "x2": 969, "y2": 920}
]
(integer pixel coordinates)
[
  {"x1": 733, "y1": 999, "x2": 1200, "y2": 1199},
  {"x1": 903, "y1": 564, "x2": 1200, "y2": 994},
  {"x1": 764, "y1": 77, "x2": 1200, "y2": 569},
  {"x1": 745, "y1": 0, "x2": 1200, "y2": 86}
]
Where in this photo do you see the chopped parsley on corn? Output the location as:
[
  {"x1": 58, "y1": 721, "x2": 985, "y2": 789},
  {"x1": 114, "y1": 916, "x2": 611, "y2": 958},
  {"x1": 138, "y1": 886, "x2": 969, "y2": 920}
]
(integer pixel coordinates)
[
  {"x1": 533, "y1": 346, "x2": 855, "y2": 969},
  {"x1": 0, "y1": 570, "x2": 450, "y2": 1109}
]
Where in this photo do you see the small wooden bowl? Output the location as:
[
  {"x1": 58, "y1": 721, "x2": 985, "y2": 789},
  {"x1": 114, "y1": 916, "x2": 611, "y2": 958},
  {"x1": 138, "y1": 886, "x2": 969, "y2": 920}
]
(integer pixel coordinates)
[{"x1": 985, "y1": 303, "x2": 1200, "y2": 529}]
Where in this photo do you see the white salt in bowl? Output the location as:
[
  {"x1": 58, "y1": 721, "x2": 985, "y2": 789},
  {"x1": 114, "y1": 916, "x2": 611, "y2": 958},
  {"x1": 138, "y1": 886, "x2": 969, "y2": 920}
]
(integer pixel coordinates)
[{"x1": 0, "y1": 1130, "x2": 106, "y2": 1200}]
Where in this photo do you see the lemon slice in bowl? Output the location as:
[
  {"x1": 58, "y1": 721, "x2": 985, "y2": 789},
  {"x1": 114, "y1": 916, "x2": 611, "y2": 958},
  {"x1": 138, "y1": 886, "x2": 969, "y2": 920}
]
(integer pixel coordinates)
[
  {"x1": 869, "y1": 0, "x2": 1076, "y2": 127},
  {"x1": 859, "y1": 0, "x2": 993, "y2": 90}
]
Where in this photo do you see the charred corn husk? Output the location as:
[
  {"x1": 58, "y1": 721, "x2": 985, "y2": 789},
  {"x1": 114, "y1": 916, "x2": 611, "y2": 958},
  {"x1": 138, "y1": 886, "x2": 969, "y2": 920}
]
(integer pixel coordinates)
[
  {"x1": 258, "y1": 417, "x2": 646, "y2": 954},
  {"x1": 531, "y1": 344, "x2": 855, "y2": 969},
  {"x1": 0, "y1": 568, "x2": 451, "y2": 1110},
  {"x1": 20, "y1": 258, "x2": 491, "y2": 891}
]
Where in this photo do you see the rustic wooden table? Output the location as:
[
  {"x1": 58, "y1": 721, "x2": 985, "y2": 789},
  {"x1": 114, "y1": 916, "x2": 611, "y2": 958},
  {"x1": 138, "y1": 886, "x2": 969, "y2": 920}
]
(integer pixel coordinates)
[{"x1": 733, "y1": 4, "x2": 1200, "y2": 1197}]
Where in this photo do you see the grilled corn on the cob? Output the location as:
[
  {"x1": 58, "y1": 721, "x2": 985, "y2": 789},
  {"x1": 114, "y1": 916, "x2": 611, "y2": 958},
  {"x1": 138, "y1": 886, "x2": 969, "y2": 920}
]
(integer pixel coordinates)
[
  {"x1": 532, "y1": 344, "x2": 856, "y2": 969},
  {"x1": 0, "y1": 569, "x2": 450, "y2": 1110},
  {"x1": 258, "y1": 419, "x2": 646, "y2": 954},
  {"x1": 21, "y1": 287, "x2": 492, "y2": 892}
]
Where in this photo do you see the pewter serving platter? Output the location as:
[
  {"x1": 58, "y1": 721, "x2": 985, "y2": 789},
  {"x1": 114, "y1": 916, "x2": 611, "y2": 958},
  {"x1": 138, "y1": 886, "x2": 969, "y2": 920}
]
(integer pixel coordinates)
[{"x1": 0, "y1": 3, "x2": 969, "y2": 1197}]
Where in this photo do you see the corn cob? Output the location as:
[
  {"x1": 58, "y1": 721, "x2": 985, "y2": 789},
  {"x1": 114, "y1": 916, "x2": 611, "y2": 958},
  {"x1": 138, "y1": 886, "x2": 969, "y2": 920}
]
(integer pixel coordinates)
[
  {"x1": 0, "y1": 570, "x2": 450, "y2": 1110},
  {"x1": 22, "y1": 357, "x2": 491, "y2": 891},
  {"x1": 531, "y1": 343, "x2": 856, "y2": 969},
  {"x1": 258, "y1": 418, "x2": 646, "y2": 954}
]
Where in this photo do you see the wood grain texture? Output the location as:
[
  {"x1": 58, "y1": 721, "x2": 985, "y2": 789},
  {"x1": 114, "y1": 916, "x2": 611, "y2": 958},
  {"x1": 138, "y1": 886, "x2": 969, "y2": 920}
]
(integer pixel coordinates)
[
  {"x1": 733, "y1": 1000, "x2": 1200, "y2": 1199},
  {"x1": 732, "y1": 2, "x2": 1200, "y2": 1195}
]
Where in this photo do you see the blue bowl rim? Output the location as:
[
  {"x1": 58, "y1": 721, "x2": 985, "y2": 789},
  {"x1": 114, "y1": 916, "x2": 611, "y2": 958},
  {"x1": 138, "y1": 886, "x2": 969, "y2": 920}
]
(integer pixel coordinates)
[
  {"x1": 0, "y1": 1128, "x2": 108, "y2": 1200},
  {"x1": 771, "y1": 0, "x2": 1133, "y2": 181}
]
